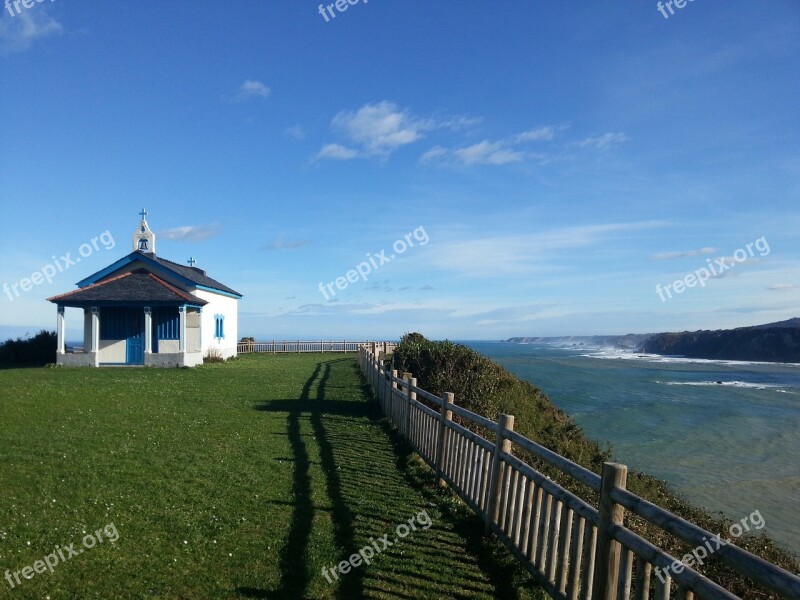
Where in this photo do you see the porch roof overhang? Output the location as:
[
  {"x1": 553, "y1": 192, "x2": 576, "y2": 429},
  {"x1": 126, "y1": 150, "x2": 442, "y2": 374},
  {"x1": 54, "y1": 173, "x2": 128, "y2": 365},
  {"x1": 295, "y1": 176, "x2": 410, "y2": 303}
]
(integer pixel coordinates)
[{"x1": 47, "y1": 271, "x2": 208, "y2": 309}]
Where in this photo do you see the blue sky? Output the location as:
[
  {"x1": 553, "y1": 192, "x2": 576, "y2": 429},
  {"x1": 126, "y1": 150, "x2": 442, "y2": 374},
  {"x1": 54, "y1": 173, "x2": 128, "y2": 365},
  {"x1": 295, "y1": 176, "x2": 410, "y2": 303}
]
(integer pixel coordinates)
[{"x1": 1, "y1": 1, "x2": 799, "y2": 341}]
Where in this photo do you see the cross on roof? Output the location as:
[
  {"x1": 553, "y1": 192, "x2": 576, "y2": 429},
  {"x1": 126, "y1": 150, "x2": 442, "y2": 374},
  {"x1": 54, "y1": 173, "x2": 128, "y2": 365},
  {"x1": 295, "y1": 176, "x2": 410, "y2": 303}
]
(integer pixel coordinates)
[
  {"x1": 187, "y1": 257, "x2": 196, "y2": 267},
  {"x1": 139, "y1": 208, "x2": 148, "y2": 220}
]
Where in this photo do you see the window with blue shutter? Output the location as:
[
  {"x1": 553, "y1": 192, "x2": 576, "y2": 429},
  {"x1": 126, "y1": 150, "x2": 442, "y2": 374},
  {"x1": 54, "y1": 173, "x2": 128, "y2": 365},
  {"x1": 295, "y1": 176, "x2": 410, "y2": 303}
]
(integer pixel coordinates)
[{"x1": 214, "y1": 314, "x2": 225, "y2": 340}]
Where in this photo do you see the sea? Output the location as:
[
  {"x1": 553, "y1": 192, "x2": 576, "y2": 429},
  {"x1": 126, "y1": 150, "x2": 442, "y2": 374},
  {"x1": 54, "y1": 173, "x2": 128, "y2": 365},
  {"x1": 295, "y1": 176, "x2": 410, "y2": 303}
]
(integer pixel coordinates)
[{"x1": 464, "y1": 341, "x2": 800, "y2": 557}]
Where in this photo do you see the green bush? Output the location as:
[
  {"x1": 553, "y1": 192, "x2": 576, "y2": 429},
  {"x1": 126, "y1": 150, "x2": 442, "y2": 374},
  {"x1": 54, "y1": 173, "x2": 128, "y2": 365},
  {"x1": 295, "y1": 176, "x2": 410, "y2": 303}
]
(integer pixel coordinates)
[{"x1": 0, "y1": 330, "x2": 56, "y2": 368}]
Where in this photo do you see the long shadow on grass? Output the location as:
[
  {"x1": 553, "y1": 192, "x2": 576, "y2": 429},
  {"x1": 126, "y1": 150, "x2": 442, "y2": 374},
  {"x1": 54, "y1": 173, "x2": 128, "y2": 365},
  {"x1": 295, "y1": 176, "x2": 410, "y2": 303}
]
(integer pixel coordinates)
[
  {"x1": 240, "y1": 358, "x2": 365, "y2": 600},
  {"x1": 379, "y1": 420, "x2": 536, "y2": 599}
]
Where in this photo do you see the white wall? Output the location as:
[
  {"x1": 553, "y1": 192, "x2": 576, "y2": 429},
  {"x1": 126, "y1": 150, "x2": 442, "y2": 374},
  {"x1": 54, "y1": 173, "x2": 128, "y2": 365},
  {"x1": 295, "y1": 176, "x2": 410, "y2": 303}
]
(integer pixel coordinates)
[
  {"x1": 99, "y1": 339, "x2": 126, "y2": 363},
  {"x1": 193, "y1": 289, "x2": 239, "y2": 359}
]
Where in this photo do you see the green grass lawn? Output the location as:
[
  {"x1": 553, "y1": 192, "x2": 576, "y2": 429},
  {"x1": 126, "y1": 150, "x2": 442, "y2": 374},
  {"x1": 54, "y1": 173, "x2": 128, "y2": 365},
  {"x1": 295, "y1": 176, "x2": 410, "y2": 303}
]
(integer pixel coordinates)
[{"x1": 0, "y1": 354, "x2": 541, "y2": 599}]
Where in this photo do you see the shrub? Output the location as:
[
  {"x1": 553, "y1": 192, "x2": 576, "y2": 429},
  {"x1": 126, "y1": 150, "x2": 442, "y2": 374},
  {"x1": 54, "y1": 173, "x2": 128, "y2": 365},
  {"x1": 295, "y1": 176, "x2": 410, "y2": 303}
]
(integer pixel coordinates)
[
  {"x1": 0, "y1": 330, "x2": 57, "y2": 368},
  {"x1": 204, "y1": 348, "x2": 225, "y2": 363}
]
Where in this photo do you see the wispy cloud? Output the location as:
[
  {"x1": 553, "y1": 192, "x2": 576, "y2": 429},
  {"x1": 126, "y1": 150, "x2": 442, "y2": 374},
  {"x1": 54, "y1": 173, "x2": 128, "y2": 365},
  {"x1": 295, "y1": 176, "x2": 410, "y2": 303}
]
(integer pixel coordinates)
[
  {"x1": 431, "y1": 221, "x2": 667, "y2": 277},
  {"x1": 422, "y1": 140, "x2": 524, "y2": 166},
  {"x1": 157, "y1": 224, "x2": 220, "y2": 241},
  {"x1": 575, "y1": 132, "x2": 629, "y2": 150},
  {"x1": 454, "y1": 141, "x2": 525, "y2": 165},
  {"x1": 421, "y1": 124, "x2": 562, "y2": 167},
  {"x1": 231, "y1": 80, "x2": 270, "y2": 103},
  {"x1": 515, "y1": 126, "x2": 557, "y2": 143},
  {"x1": 768, "y1": 284, "x2": 795, "y2": 291},
  {"x1": 0, "y1": 10, "x2": 62, "y2": 55},
  {"x1": 317, "y1": 101, "x2": 478, "y2": 160},
  {"x1": 316, "y1": 143, "x2": 358, "y2": 161},
  {"x1": 261, "y1": 237, "x2": 311, "y2": 251},
  {"x1": 651, "y1": 247, "x2": 717, "y2": 260}
]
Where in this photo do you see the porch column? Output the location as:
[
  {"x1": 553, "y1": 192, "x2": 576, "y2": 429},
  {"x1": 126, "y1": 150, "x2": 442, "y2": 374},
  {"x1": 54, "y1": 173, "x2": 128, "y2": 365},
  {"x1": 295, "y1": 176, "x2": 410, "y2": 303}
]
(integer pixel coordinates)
[
  {"x1": 88, "y1": 307, "x2": 100, "y2": 366},
  {"x1": 144, "y1": 307, "x2": 152, "y2": 354},
  {"x1": 56, "y1": 306, "x2": 65, "y2": 354},
  {"x1": 178, "y1": 306, "x2": 186, "y2": 353},
  {"x1": 89, "y1": 307, "x2": 100, "y2": 352}
]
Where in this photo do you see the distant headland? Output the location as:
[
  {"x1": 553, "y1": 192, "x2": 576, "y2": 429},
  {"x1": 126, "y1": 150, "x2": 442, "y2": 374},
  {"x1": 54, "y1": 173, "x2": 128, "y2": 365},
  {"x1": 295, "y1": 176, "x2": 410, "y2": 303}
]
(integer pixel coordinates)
[{"x1": 505, "y1": 318, "x2": 800, "y2": 363}]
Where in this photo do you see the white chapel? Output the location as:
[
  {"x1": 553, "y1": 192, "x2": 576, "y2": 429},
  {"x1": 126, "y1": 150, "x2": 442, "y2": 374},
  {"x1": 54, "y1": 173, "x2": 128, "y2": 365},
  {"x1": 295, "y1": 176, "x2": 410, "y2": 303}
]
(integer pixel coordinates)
[{"x1": 48, "y1": 211, "x2": 242, "y2": 367}]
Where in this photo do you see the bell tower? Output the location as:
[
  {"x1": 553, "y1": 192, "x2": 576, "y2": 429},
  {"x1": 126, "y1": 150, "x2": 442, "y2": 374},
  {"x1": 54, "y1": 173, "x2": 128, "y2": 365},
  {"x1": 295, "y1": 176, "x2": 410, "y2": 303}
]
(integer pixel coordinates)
[{"x1": 133, "y1": 208, "x2": 156, "y2": 254}]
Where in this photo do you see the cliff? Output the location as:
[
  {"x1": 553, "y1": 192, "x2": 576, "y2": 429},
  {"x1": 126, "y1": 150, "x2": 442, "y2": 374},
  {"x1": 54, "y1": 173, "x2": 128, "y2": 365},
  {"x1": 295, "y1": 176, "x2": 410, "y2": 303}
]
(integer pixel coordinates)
[
  {"x1": 639, "y1": 319, "x2": 800, "y2": 362},
  {"x1": 506, "y1": 318, "x2": 800, "y2": 363}
]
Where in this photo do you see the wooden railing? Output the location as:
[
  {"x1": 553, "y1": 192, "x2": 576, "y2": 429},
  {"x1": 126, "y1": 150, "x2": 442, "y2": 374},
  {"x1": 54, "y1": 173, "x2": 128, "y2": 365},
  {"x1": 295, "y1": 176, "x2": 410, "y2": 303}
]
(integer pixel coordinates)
[
  {"x1": 237, "y1": 340, "x2": 396, "y2": 354},
  {"x1": 358, "y1": 346, "x2": 800, "y2": 600}
]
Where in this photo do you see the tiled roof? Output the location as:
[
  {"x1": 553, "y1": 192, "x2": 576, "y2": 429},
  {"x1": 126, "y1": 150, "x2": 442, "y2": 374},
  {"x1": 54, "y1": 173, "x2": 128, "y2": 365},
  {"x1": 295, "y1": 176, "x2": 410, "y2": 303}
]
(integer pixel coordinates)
[
  {"x1": 143, "y1": 253, "x2": 242, "y2": 296},
  {"x1": 48, "y1": 271, "x2": 207, "y2": 306}
]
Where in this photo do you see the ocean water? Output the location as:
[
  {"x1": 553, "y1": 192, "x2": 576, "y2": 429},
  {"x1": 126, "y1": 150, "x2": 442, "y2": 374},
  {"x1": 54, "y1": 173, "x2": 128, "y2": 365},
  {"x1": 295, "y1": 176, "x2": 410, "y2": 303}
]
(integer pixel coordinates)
[{"x1": 465, "y1": 341, "x2": 800, "y2": 556}]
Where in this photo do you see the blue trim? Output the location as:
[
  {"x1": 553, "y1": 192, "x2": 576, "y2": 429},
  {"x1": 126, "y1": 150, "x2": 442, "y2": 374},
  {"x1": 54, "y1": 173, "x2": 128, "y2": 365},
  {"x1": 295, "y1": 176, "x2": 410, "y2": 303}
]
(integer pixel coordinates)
[
  {"x1": 77, "y1": 254, "x2": 138, "y2": 287},
  {"x1": 77, "y1": 252, "x2": 242, "y2": 298},
  {"x1": 196, "y1": 284, "x2": 242, "y2": 299},
  {"x1": 58, "y1": 301, "x2": 204, "y2": 309},
  {"x1": 79, "y1": 254, "x2": 197, "y2": 289}
]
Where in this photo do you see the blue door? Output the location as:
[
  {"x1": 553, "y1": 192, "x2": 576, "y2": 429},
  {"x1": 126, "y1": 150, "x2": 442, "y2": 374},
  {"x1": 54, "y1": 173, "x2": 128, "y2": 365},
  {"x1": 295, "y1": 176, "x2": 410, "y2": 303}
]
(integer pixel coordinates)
[{"x1": 126, "y1": 312, "x2": 144, "y2": 365}]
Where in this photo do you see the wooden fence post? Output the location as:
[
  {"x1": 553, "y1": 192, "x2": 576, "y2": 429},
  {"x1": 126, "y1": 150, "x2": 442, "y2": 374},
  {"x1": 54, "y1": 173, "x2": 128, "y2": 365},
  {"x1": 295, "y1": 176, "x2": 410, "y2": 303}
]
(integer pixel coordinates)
[
  {"x1": 389, "y1": 370, "x2": 398, "y2": 417},
  {"x1": 592, "y1": 462, "x2": 628, "y2": 600},
  {"x1": 406, "y1": 377, "x2": 416, "y2": 438},
  {"x1": 486, "y1": 414, "x2": 514, "y2": 535},
  {"x1": 374, "y1": 352, "x2": 380, "y2": 391},
  {"x1": 383, "y1": 365, "x2": 391, "y2": 411},
  {"x1": 435, "y1": 392, "x2": 454, "y2": 486}
]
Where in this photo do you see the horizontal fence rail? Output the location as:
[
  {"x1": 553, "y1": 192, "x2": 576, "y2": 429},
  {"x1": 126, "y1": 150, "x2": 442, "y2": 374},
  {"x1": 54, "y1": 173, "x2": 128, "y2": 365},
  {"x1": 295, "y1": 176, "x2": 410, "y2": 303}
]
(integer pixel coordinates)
[
  {"x1": 237, "y1": 340, "x2": 396, "y2": 354},
  {"x1": 358, "y1": 346, "x2": 800, "y2": 600}
]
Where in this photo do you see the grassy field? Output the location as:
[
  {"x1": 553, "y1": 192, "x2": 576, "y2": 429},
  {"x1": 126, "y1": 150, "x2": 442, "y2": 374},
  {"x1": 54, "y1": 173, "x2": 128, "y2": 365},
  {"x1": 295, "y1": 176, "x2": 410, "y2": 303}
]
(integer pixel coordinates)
[{"x1": 0, "y1": 354, "x2": 540, "y2": 599}]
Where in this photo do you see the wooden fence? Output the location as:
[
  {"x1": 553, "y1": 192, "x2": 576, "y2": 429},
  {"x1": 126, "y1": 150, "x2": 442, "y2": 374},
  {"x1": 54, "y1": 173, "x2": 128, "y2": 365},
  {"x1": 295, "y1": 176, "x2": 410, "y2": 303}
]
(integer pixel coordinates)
[
  {"x1": 358, "y1": 346, "x2": 800, "y2": 600},
  {"x1": 237, "y1": 340, "x2": 396, "y2": 354}
]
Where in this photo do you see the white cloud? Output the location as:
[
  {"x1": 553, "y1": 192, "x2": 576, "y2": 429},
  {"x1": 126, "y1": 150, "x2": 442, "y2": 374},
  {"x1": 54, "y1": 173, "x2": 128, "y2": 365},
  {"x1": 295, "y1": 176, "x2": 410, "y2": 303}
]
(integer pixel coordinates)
[
  {"x1": 651, "y1": 247, "x2": 717, "y2": 260},
  {"x1": 575, "y1": 132, "x2": 629, "y2": 150},
  {"x1": 157, "y1": 224, "x2": 220, "y2": 241},
  {"x1": 419, "y1": 146, "x2": 449, "y2": 164},
  {"x1": 231, "y1": 80, "x2": 270, "y2": 103},
  {"x1": 516, "y1": 126, "x2": 556, "y2": 143},
  {"x1": 768, "y1": 284, "x2": 795, "y2": 291},
  {"x1": 436, "y1": 115, "x2": 483, "y2": 131},
  {"x1": 454, "y1": 141, "x2": 524, "y2": 165},
  {"x1": 319, "y1": 101, "x2": 479, "y2": 160},
  {"x1": 431, "y1": 221, "x2": 667, "y2": 277},
  {"x1": 316, "y1": 143, "x2": 358, "y2": 161},
  {"x1": 330, "y1": 101, "x2": 430, "y2": 156},
  {"x1": 0, "y1": 10, "x2": 62, "y2": 55},
  {"x1": 421, "y1": 124, "x2": 561, "y2": 167},
  {"x1": 423, "y1": 140, "x2": 524, "y2": 167}
]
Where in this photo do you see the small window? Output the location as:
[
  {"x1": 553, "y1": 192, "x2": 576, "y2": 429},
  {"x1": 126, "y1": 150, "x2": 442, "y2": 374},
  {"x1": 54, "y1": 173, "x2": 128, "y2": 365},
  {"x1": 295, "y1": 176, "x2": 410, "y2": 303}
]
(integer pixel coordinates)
[{"x1": 214, "y1": 314, "x2": 225, "y2": 340}]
